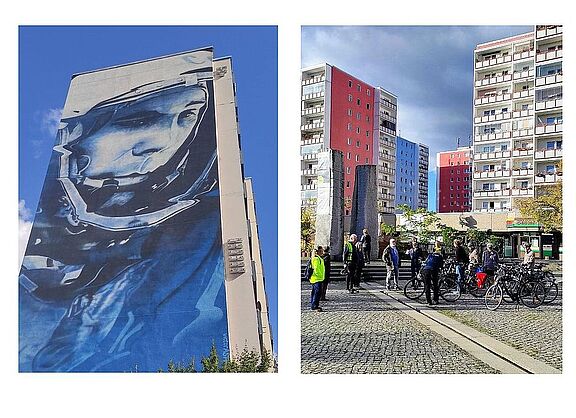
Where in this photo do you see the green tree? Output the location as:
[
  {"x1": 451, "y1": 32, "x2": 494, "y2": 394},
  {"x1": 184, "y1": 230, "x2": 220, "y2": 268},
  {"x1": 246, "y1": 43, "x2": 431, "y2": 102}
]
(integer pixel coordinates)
[
  {"x1": 515, "y1": 183, "x2": 562, "y2": 232},
  {"x1": 395, "y1": 204, "x2": 442, "y2": 244},
  {"x1": 301, "y1": 207, "x2": 316, "y2": 253}
]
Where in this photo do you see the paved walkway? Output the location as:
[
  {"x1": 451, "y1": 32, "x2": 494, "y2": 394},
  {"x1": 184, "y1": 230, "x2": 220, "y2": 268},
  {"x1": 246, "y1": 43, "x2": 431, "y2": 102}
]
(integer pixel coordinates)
[{"x1": 301, "y1": 279, "x2": 562, "y2": 374}]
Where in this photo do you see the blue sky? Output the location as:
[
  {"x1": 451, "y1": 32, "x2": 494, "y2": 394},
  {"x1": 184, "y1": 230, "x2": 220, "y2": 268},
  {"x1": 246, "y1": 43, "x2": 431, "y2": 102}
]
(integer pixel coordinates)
[
  {"x1": 302, "y1": 25, "x2": 533, "y2": 211},
  {"x1": 18, "y1": 25, "x2": 278, "y2": 352}
]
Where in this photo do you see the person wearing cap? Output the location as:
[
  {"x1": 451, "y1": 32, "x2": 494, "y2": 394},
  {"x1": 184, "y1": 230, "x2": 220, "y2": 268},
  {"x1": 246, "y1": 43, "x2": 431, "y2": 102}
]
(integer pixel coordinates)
[
  {"x1": 522, "y1": 242, "x2": 535, "y2": 268},
  {"x1": 382, "y1": 238, "x2": 401, "y2": 290},
  {"x1": 309, "y1": 246, "x2": 326, "y2": 311},
  {"x1": 343, "y1": 234, "x2": 360, "y2": 293},
  {"x1": 421, "y1": 246, "x2": 445, "y2": 306},
  {"x1": 482, "y1": 242, "x2": 499, "y2": 279}
]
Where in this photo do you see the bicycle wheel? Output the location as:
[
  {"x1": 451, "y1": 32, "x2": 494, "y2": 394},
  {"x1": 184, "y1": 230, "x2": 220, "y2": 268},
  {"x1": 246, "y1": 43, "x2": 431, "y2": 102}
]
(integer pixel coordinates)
[
  {"x1": 404, "y1": 278, "x2": 425, "y2": 300},
  {"x1": 502, "y1": 279, "x2": 519, "y2": 304},
  {"x1": 543, "y1": 281, "x2": 558, "y2": 304},
  {"x1": 440, "y1": 275, "x2": 461, "y2": 302},
  {"x1": 519, "y1": 281, "x2": 546, "y2": 308},
  {"x1": 484, "y1": 284, "x2": 503, "y2": 310}
]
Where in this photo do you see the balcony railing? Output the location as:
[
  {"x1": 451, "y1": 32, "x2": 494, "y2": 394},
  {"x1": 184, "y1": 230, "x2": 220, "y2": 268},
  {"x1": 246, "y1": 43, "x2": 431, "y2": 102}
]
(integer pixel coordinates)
[
  {"x1": 536, "y1": 25, "x2": 563, "y2": 39},
  {"x1": 536, "y1": 48, "x2": 563, "y2": 63},
  {"x1": 513, "y1": 69, "x2": 534, "y2": 81},
  {"x1": 378, "y1": 167, "x2": 395, "y2": 176},
  {"x1": 511, "y1": 168, "x2": 534, "y2": 176},
  {"x1": 474, "y1": 112, "x2": 511, "y2": 124},
  {"x1": 300, "y1": 122, "x2": 324, "y2": 132},
  {"x1": 474, "y1": 93, "x2": 512, "y2": 106},
  {"x1": 474, "y1": 207, "x2": 511, "y2": 213},
  {"x1": 300, "y1": 135, "x2": 324, "y2": 145},
  {"x1": 301, "y1": 183, "x2": 317, "y2": 191},
  {"x1": 378, "y1": 205, "x2": 396, "y2": 214},
  {"x1": 535, "y1": 148, "x2": 562, "y2": 159},
  {"x1": 536, "y1": 73, "x2": 563, "y2": 87},
  {"x1": 379, "y1": 153, "x2": 395, "y2": 162},
  {"x1": 379, "y1": 126, "x2": 396, "y2": 136},
  {"x1": 535, "y1": 123, "x2": 563, "y2": 135},
  {"x1": 301, "y1": 106, "x2": 324, "y2": 116},
  {"x1": 474, "y1": 189, "x2": 511, "y2": 198},
  {"x1": 380, "y1": 193, "x2": 395, "y2": 201},
  {"x1": 511, "y1": 187, "x2": 534, "y2": 196},
  {"x1": 380, "y1": 100, "x2": 397, "y2": 111},
  {"x1": 301, "y1": 153, "x2": 318, "y2": 161},
  {"x1": 512, "y1": 109, "x2": 533, "y2": 119},
  {"x1": 473, "y1": 169, "x2": 511, "y2": 179},
  {"x1": 535, "y1": 98, "x2": 562, "y2": 111},
  {"x1": 475, "y1": 131, "x2": 512, "y2": 142},
  {"x1": 301, "y1": 169, "x2": 317, "y2": 176},
  {"x1": 511, "y1": 128, "x2": 534, "y2": 138},
  {"x1": 511, "y1": 148, "x2": 533, "y2": 157},
  {"x1": 302, "y1": 91, "x2": 325, "y2": 100},
  {"x1": 513, "y1": 49, "x2": 535, "y2": 61},
  {"x1": 302, "y1": 75, "x2": 325, "y2": 85},
  {"x1": 379, "y1": 112, "x2": 397, "y2": 124},
  {"x1": 512, "y1": 88, "x2": 534, "y2": 99},
  {"x1": 535, "y1": 173, "x2": 562, "y2": 184},
  {"x1": 377, "y1": 179, "x2": 394, "y2": 188},
  {"x1": 475, "y1": 73, "x2": 513, "y2": 87},
  {"x1": 473, "y1": 150, "x2": 511, "y2": 160},
  {"x1": 475, "y1": 54, "x2": 512, "y2": 69}
]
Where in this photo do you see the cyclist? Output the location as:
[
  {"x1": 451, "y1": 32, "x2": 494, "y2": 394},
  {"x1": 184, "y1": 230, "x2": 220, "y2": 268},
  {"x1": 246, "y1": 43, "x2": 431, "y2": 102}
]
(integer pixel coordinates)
[
  {"x1": 421, "y1": 246, "x2": 445, "y2": 306},
  {"x1": 406, "y1": 238, "x2": 424, "y2": 286},
  {"x1": 453, "y1": 239, "x2": 468, "y2": 289}
]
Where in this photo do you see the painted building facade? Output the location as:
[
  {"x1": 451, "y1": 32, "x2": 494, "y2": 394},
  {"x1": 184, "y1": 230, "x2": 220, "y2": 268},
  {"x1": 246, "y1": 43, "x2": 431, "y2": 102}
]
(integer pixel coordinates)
[
  {"x1": 18, "y1": 49, "x2": 272, "y2": 372},
  {"x1": 436, "y1": 147, "x2": 473, "y2": 213},
  {"x1": 395, "y1": 136, "x2": 429, "y2": 211}
]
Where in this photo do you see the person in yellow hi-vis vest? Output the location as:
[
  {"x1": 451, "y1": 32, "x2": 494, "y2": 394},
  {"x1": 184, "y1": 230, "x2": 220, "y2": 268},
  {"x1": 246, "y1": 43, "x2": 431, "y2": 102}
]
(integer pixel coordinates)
[{"x1": 309, "y1": 246, "x2": 325, "y2": 311}]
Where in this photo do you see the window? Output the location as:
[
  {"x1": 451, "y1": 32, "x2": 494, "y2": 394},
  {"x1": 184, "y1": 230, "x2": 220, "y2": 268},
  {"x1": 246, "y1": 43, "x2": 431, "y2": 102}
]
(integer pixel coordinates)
[
  {"x1": 347, "y1": 138, "x2": 352, "y2": 145},
  {"x1": 346, "y1": 152, "x2": 351, "y2": 160},
  {"x1": 356, "y1": 112, "x2": 361, "y2": 120},
  {"x1": 366, "y1": 131, "x2": 370, "y2": 137},
  {"x1": 346, "y1": 167, "x2": 351, "y2": 174},
  {"x1": 357, "y1": 99, "x2": 361, "y2": 106},
  {"x1": 367, "y1": 89, "x2": 371, "y2": 96},
  {"x1": 347, "y1": 123, "x2": 352, "y2": 130},
  {"x1": 347, "y1": 109, "x2": 352, "y2": 116},
  {"x1": 346, "y1": 181, "x2": 350, "y2": 188},
  {"x1": 348, "y1": 80, "x2": 352, "y2": 88},
  {"x1": 357, "y1": 84, "x2": 361, "y2": 92},
  {"x1": 356, "y1": 141, "x2": 360, "y2": 147},
  {"x1": 365, "y1": 158, "x2": 369, "y2": 163},
  {"x1": 366, "y1": 144, "x2": 370, "y2": 151},
  {"x1": 348, "y1": 94, "x2": 353, "y2": 102},
  {"x1": 355, "y1": 155, "x2": 359, "y2": 162},
  {"x1": 367, "y1": 103, "x2": 371, "y2": 110},
  {"x1": 366, "y1": 116, "x2": 370, "y2": 122}
]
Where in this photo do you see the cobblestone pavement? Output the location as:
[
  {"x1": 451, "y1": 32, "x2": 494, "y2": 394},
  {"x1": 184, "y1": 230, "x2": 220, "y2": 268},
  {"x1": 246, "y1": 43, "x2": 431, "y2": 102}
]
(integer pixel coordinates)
[
  {"x1": 301, "y1": 281, "x2": 499, "y2": 374},
  {"x1": 432, "y1": 283, "x2": 563, "y2": 370}
]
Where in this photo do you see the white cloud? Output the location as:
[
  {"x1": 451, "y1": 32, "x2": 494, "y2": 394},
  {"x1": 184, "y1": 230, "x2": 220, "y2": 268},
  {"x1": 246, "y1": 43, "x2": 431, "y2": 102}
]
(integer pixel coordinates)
[
  {"x1": 41, "y1": 108, "x2": 63, "y2": 138},
  {"x1": 18, "y1": 200, "x2": 33, "y2": 268}
]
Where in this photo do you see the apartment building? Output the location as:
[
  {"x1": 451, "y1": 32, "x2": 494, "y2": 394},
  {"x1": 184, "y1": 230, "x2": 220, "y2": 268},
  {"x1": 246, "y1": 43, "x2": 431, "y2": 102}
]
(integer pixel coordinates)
[
  {"x1": 471, "y1": 26, "x2": 563, "y2": 213},
  {"x1": 395, "y1": 136, "x2": 429, "y2": 210},
  {"x1": 301, "y1": 64, "x2": 398, "y2": 229},
  {"x1": 436, "y1": 147, "x2": 473, "y2": 213}
]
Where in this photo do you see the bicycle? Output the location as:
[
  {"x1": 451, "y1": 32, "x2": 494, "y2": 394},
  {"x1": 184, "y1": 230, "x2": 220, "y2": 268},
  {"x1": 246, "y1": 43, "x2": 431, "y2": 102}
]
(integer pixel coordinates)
[{"x1": 484, "y1": 265, "x2": 546, "y2": 310}]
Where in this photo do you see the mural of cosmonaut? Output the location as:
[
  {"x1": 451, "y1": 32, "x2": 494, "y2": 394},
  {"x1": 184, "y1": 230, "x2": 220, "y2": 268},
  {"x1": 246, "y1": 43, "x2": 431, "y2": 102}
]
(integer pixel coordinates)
[{"x1": 19, "y1": 48, "x2": 229, "y2": 372}]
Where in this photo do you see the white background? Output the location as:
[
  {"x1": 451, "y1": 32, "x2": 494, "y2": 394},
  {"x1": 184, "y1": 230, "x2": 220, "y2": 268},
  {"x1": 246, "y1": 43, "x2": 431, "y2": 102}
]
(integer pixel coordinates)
[{"x1": 2, "y1": 1, "x2": 573, "y2": 417}]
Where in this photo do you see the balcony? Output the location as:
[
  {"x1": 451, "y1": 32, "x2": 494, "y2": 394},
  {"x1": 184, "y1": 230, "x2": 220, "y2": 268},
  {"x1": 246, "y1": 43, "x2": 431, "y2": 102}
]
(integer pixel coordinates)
[
  {"x1": 512, "y1": 109, "x2": 534, "y2": 119},
  {"x1": 473, "y1": 150, "x2": 511, "y2": 161},
  {"x1": 380, "y1": 193, "x2": 395, "y2": 201},
  {"x1": 474, "y1": 189, "x2": 511, "y2": 198},
  {"x1": 536, "y1": 26, "x2": 563, "y2": 39},
  {"x1": 379, "y1": 167, "x2": 395, "y2": 176},
  {"x1": 379, "y1": 112, "x2": 397, "y2": 124},
  {"x1": 511, "y1": 128, "x2": 534, "y2": 138},
  {"x1": 474, "y1": 93, "x2": 512, "y2": 106},
  {"x1": 511, "y1": 148, "x2": 533, "y2": 158},
  {"x1": 378, "y1": 179, "x2": 394, "y2": 188},
  {"x1": 302, "y1": 91, "x2": 325, "y2": 101},
  {"x1": 535, "y1": 123, "x2": 563, "y2": 135},
  {"x1": 380, "y1": 100, "x2": 397, "y2": 111},
  {"x1": 301, "y1": 153, "x2": 318, "y2": 161},
  {"x1": 475, "y1": 54, "x2": 512, "y2": 69},
  {"x1": 379, "y1": 153, "x2": 395, "y2": 162},
  {"x1": 300, "y1": 121, "x2": 324, "y2": 132},
  {"x1": 302, "y1": 75, "x2": 325, "y2": 85},
  {"x1": 535, "y1": 173, "x2": 562, "y2": 184},
  {"x1": 474, "y1": 112, "x2": 511, "y2": 124},
  {"x1": 513, "y1": 49, "x2": 535, "y2": 61},
  {"x1": 512, "y1": 88, "x2": 534, "y2": 100},
  {"x1": 379, "y1": 125, "x2": 396, "y2": 136},
  {"x1": 511, "y1": 168, "x2": 534, "y2": 177},
  {"x1": 300, "y1": 135, "x2": 324, "y2": 146},
  {"x1": 474, "y1": 207, "x2": 511, "y2": 213},
  {"x1": 536, "y1": 73, "x2": 563, "y2": 87},
  {"x1": 511, "y1": 187, "x2": 534, "y2": 196},
  {"x1": 301, "y1": 183, "x2": 317, "y2": 191},
  {"x1": 536, "y1": 48, "x2": 563, "y2": 63},
  {"x1": 475, "y1": 73, "x2": 513, "y2": 87},
  {"x1": 378, "y1": 205, "x2": 396, "y2": 214},
  {"x1": 475, "y1": 131, "x2": 512, "y2": 142},
  {"x1": 473, "y1": 169, "x2": 511, "y2": 179},
  {"x1": 535, "y1": 148, "x2": 562, "y2": 160},
  {"x1": 301, "y1": 106, "x2": 324, "y2": 116},
  {"x1": 535, "y1": 98, "x2": 562, "y2": 111},
  {"x1": 301, "y1": 169, "x2": 317, "y2": 176},
  {"x1": 513, "y1": 69, "x2": 534, "y2": 81}
]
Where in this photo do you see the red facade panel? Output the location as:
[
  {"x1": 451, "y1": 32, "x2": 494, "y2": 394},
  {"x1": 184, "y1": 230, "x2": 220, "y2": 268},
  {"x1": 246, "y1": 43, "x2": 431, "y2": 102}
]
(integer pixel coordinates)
[
  {"x1": 329, "y1": 67, "x2": 375, "y2": 204},
  {"x1": 437, "y1": 149, "x2": 472, "y2": 213}
]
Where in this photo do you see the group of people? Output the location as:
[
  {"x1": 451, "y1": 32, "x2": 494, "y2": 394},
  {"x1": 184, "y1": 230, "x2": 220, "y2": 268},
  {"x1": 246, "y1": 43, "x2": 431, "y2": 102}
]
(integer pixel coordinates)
[{"x1": 307, "y1": 230, "x2": 536, "y2": 311}]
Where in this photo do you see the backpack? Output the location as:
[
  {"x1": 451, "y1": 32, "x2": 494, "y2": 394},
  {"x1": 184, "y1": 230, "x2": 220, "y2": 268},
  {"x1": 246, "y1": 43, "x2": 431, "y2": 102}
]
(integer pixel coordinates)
[{"x1": 304, "y1": 259, "x2": 314, "y2": 280}]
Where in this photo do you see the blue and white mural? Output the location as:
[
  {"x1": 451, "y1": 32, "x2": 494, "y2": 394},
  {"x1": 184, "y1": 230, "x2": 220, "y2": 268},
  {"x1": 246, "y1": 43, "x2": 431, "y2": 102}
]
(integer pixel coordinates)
[{"x1": 19, "y1": 48, "x2": 229, "y2": 372}]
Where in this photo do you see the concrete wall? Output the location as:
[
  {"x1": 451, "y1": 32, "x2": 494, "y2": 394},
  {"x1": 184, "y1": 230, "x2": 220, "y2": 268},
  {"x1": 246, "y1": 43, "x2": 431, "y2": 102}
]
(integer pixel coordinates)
[{"x1": 351, "y1": 165, "x2": 379, "y2": 260}]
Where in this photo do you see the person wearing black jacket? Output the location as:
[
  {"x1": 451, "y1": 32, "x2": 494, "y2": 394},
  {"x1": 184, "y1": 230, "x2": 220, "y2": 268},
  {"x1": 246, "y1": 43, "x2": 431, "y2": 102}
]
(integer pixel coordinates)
[
  {"x1": 320, "y1": 246, "x2": 331, "y2": 300},
  {"x1": 453, "y1": 239, "x2": 468, "y2": 288},
  {"x1": 421, "y1": 248, "x2": 445, "y2": 305},
  {"x1": 406, "y1": 239, "x2": 424, "y2": 285},
  {"x1": 343, "y1": 234, "x2": 360, "y2": 293},
  {"x1": 360, "y1": 228, "x2": 371, "y2": 264}
]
